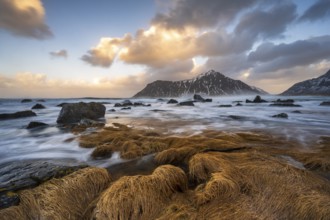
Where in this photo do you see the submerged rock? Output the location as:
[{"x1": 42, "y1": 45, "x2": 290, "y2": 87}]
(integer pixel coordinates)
[
  {"x1": 292, "y1": 110, "x2": 302, "y2": 114},
  {"x1": 218, "y1": 105, "x2": 232, "y2": 107},
  {"x1": 320, "y1": 101, "x2": 330, "y2": 106},
  {"x1": 167, "y1": 99, "x2": 178, "y2": 104},
  {"x1": 27, "y1": 121, "x2": 48, "y2": 129},
  {"x1": 57, "y1": 102, "x2": 105, "y2": 124},
  {"x1": 21, "y1": 99, "x2": 32, "y2": 103},
  {"x1": 121, "y1": 107, "x2": 131, "y2": 110},
  {"x1": 0, "y1": 110, "x2": 36, "y2": 120},
  {"x1": 31, "y1": 104, "x2": 46, "y2": 109},
  {"x1": 178, "y1": 101, "x2": 195, "y2": 106},
  {"x1": 272, "y1": 113, "x2": 288, "y2": 119},
  {"x1": 270, "y1": 103, "x2": 302, "y2": 107}
]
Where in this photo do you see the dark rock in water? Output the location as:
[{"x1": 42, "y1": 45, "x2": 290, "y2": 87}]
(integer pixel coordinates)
[
  {"x1": 292, "y1": 110, "x2": 302, "y2": 114},
  {"x1": 150, "y1": 109, "x2": 167, "y2": 112},
  {"x1": 178, "y1": 101, "x2": 194, "y2": 106},
  {"x1": 56, "y1": 102, "x2": 105, "y2": 124},
  {"x1": 0, "y1": 160, "x2": 87, "y2": 209},
  {"x1": 270, "y1": 103, "x2": 302, "y2": 107},
  {"x1": 219, "y1": 105, "x2": 232, "y2": 107},
  {"x1": 32, "y1": 103, "x2": 46, "y2": 109},
  {"x1": 320, "y1": 101, "x2": 330, "y2": 106},
  {"x1": 205, "y1": 98, "x2": 212, "y2": 102},
  {"x1": 253, "y1": 95, "x2": 267, "y2": 103},
  {"x1": 133, "y1": 102, "x2": 151, "y2": 107},
  {"x1": 272, "y1": 113, "x2": 288, "y2": 119},
  {"x1": 275, "y1": 99, "x2": 294, "y2": 103},
  {"x1": 121, "y1": 107, "x2": 131, "y2": 110},
  {"x1": 167, "y1": 99, "x2": 178, "y2": 104},
  {"x1": 0, "y1": 110, "x2": 36, "y2": 120},
  {"x1": 246, "y1": 99, "x2": 253, "y2": 103},
  {"x1": 27, "y1": 121, "x2": 48, "y2": 129},
  {"x1": 193, "y1": 94, "x2": 205, "y2": 102},
  {"x1": 114, "y1": 100, "x2": 133, "y2": 107},
  {"x1": 236, "y1": 103, "x2": 242, "y2": 106},
  {"x1": 108, "y1": 109, "x2": 116, "y2": 112},
  {"x1": 21, "y1": 99, "x2": 32, "y2": 103},
  {"x1": 36, "y1": 99, "x2": 45, "y2": 102},
  {"x1": 228, "y1": 115, "x2": 244, "y2": 120},
  {"x1": 57, "y1": 102, "x2": 70, "y2": 107},
  {"x1": 157, "y1": 98, "x2": 167, "y2": 102}
]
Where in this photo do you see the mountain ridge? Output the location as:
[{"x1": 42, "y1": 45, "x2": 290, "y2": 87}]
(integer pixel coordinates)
[
  {"x1": 133, "y1": 70, "x2": 267, "y2": 98},
  {"x1": 281, "y1": 69, "x2": 330, "y2": 96}
]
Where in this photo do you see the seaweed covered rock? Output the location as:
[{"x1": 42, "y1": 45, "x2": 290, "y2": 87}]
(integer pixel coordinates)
[{"x1": 56, "y1": 102, "x2": 105, "y2": 124}]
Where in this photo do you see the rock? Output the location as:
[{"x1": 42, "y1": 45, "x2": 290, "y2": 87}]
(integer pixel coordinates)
[
  {"x1": 236, "y1": 103, "x2": 242, "y2": 106},
  {"x1": 193, "y1": 94, "x2": 205, "y2": 102},
  {"x1": 150, "y1": 109, "x2": 167, "y2": 112},
  {"x1": 32, "y1": 103, "x2": 46, "y2": 109},
  {"x1": 21, "y1": 99, "x2": 32, "y2": 103},
  {"x1": 27, "y1": 121, "x2": 48, "y2": 129},
  {"x1": 121, "y1": 107, "x2": 131, "y2": 110},
  {"x1": 0, "y1": 110, "x2": 36, "y2": 120},
  {"x1": 0, "y1": 160, "x2": 87, "y2": 209},
  {"x1": 205, "y1": 98, "x2": 213, "y2": 102},
  {"x1": 178, "y1": 101, "x2": 194, "y2": 106},
  {"x1": 157, "y1": 98, "x2": 166, "y2": 102},
  {"x1": 246, "y1": 99, "x2": 253, "y2": 103},
  {"x1": 133, "y1": 102, "x2": 151, "y2": 107},
  {"x1": 57, "y1": 103, "x2": 70, "y2": 107},
  {"x1": 114, "y1": 100, "x2": 133, "y2": 107},
  {"x1": 253, "y1": 95, "x2": 267, "y2": 103},
  {"x1": 79, "y1": 118, "x2": 104, "y2": 127},
  {"x1": 272, "y1": 113, "x2": 288, "y2": 119},
  {"x1": 320, "y1": 101, "x2": 330, "y2": 106},
  {"x1": 274, "y1": 99, "x2": 294, "y2": 103},
  {"x1": 108, "y1": 109, "x2": 116, "y2": 112},
  {"x1": 219, "y1": 105, "x2": 232, "y2": 107},
  {"x1": 228, "y1": 115, "x2": 244, "y2": 120},
  {"x1": 56, "y1": 102, "x2": 106, "y2": 124},
  {"x1": 270, "y1": 103, "x2": 302, "y2": 107},
  {"x1": 167, "y1": 99, "x2": 178, "y2": 104},
  {"x1": 36, "y1": 99, "x2": 45, "y2": 102},
  {"x1": 292, "y1": 110, "x2": 302, "y2": 114}
]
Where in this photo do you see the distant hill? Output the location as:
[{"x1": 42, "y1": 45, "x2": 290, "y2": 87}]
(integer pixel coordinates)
[
  {"x1": 133, "y1": 70, "x2": 267, "y2": 98},
  {"x1": 281, "y1": 69, "x2": 330, "y2": 96}
]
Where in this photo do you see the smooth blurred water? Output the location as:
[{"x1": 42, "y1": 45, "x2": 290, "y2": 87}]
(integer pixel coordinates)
[{"x1": 0, "y1": 96, "x2": 329, "y2": 167}]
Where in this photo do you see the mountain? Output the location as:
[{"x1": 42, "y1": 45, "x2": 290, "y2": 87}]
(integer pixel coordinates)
[
  {"x1": 281, "y1": 69, "x2": 330, "y2": 96},
  {"x1": 133, "y1": 70, "x2": 267, "y2": 98}
]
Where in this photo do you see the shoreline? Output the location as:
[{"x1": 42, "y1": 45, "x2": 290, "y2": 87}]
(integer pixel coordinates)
[{"x1": 1, "y1": 123, "x2": 329, "y2": 219}]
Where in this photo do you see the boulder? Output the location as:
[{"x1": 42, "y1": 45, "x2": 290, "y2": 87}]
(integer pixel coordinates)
[
  {"x1": 0, "y1": 110, "x2": 36, "y2": 120},
  {"x1": 56, "y1": 102, "x2": 105, "y2": 124},
  {"x1": 31, "y1": 104, "x2": 46, "y2": 109},
  {"x1": 320, "y1": 101, "x2": 330, "y2": 106},
  {"x1": 0, "y1": 160, "x2": 87, "y2": 209},
  {"x1": 246, "y1": 99, "x2": 253, "y2": 103},
  {"x1": 21, "y1": 99, "x2": 32, "y2": 103},
  {"x1": 27, "y1": 121, "x2": 48, "y2": 129},
  {"x1": 193, "y1": 94, "x2": 205, "y2": 102},
  {"x1": 205, "y1": 98, "x2": 213, "y2": 102},
  {"x1": 253, "y1": 95, "x2": 267, "y2": 103},
  {"x1": 219, "y1": 105, "x2": 232, "y2": 107},
  {"x1": 167, "y1": 99, "x2": 178, "y2": 104},
  {"x1": 272, "y1": 113, "x2": 288, "y2": 119},
  {"x1": 114, "y1": 100, "x2": 133, "y2": 107},
  {"x1": 274, "y1": 99, "x2": 294, "y2": 103},
  {"x1": 270, "y1": 103, "x2": 301, "y2": 107},
  {"x1": 108, "y1": 109, "x2": 116, "y2": 112},
  {"x1": 179, "y1": 101, "x2": 195, "y2": 106},
  {"x1": 121, "y1": 107, "x2": 131, "y2": 110}
]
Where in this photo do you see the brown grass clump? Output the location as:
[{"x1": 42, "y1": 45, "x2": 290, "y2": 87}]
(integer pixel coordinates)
[
  {"x1": 0, "y1": 167, "x2": 111, "y2": 220},
  {"x1": 92, "y1": 165, "x2": 188, "y2": 220},
  {"x1": 155, "y1": 146, "x2": 199, "y2": 166}
]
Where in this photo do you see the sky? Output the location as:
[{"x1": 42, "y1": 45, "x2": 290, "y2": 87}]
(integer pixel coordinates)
[{"x1": 0, "y1": 0, "x2": 330, "y2": 98}]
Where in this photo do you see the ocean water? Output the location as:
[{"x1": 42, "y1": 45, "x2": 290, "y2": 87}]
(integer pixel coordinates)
[{"x1": 0, "y1": 95, "x2": 329, "y2": 167}]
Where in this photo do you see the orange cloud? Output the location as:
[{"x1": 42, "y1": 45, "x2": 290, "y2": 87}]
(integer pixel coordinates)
[{"x1": 0, "y1": 0, "x2": 52, "y2": 39}]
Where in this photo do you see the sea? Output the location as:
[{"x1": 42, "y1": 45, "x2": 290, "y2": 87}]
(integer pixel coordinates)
[{"x1": 0, "y1": 95, "x2": 329, "y2": 168}]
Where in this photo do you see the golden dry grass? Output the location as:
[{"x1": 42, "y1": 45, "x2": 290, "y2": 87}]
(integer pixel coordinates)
[
  {"x1": 92, "y1": 165, "x2": 188, "y2": 220},
  {"x1": 0, "y1": 167, "x2": 111, "y2": 220}
]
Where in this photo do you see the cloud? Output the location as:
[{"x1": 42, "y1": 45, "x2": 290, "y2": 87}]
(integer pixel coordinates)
[
  {"x1": 248, "y1": 35, "x2": 330, "y2": 73},
  {"x1": 299, "y1": 0, "x2": 330, "y2": 22},
  {"x1": 152, "y1": 0, "x2": 258, "y2": 29},
  {"x1": 0, "y1": 72, "x2": 146, "y2": 98},
  {"x1": 0, "y1": 0, "x2": 53, "y2": 39},
  {"x1": 50, "y1": 49, "x2": 68, "y2": 58},
  {"x1": 81, "y1": 34, "x2": 132, "y2": 68}
]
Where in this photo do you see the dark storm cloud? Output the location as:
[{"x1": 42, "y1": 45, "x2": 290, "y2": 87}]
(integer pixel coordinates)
[
  {"x1": 299, "y1": 0, "x2": 330, "y2": 22},
  {"x1": 0, "y1": 0, "x2": 53, "y2": 39},
  {"x1": 249, "y1": 35, "x2": 330, "y2": 73},
  {"x1": 152, "y1": 0, "x2": 258, "y2": 29}
]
